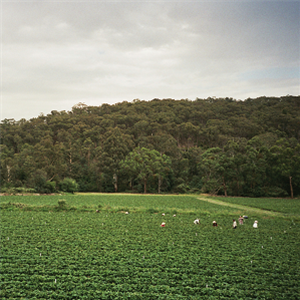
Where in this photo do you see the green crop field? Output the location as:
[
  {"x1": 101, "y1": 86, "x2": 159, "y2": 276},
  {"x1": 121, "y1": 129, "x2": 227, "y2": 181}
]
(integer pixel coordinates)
[
  {"x1": 210, "y1": 196, "x2": 300, "y2": 216},
  {"x1": 1, "y1": 194, "x2": 300, "y2": 299},
  {"x1": 0, "y1": 194, "x2": 244, "y2": 216}
]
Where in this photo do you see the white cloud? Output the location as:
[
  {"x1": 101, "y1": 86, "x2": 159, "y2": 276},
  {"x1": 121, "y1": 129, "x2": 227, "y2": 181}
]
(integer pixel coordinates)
[{"x1": 1, "y1": 1, "x2": 299, "y2": 121}]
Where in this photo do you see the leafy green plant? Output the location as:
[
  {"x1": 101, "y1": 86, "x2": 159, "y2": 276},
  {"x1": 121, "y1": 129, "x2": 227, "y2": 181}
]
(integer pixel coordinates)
[
  {"x1": 1, "y1": 201, "x2": 299, "y2": 299},
  {"x1": 0, "y1": 187, "x2": 36, "y2": 195},
  {"x1": 59, "y1": 178, "x2": 78, "y2": 193},
  {"x1": 57, "y1": 199, "x2": 67, "y2": 208},
  {"x1": 146, "y1": 208, "x2": 159, "y2": 214}
]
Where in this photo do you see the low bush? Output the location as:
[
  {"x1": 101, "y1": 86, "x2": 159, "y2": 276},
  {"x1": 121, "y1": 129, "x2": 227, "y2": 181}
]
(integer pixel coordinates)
[{"x1": 59, "y1": 178, "x2": 78, "y2": 194}]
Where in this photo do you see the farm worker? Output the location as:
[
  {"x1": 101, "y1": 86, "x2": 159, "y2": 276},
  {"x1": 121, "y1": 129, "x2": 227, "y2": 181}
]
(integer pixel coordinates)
[
  {"x1": 162, "y1": 213, "x2": 165, "y2": 216},
  {"x1": 253, "y1": 220, "x2": 258, "y2": 228},
  {"x1": 233, "y1": 219, "x2": 237, "y2": 229},
  {"x1": 193, "y1": 218, "x2": 200, "y2": 224},
  {"x1": 238, "y1": 216, "x2": 244, "y2": 225},
  {"x1": 160, "y1": 222, "x2": 166, "y2": 227},
  {"x1": 212, "y1": 221, "x2": 218, "y2": 227}
]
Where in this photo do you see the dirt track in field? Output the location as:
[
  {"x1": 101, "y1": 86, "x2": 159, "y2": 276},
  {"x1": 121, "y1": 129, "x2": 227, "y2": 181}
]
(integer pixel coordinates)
[{"x1": 196, "y1": 196, "x2": 286, "y2": 217}]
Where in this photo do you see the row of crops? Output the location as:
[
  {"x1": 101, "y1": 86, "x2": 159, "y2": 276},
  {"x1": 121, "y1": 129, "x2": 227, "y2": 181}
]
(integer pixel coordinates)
[
  {"x1": 1, "y1": 194, "x2": 300, "y2": 299},
  {"x1": 212, "y1": 196, "x2": 300, "y2": 216}
]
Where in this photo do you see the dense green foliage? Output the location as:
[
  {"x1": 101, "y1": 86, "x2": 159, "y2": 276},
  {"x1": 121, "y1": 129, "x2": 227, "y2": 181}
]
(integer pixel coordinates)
[
  {"x1": 59, "y1": 178, "x2": 79, "y2": 194},
  {"x1": 1, "y1": 96, "x2": 300, "y2": 196},
  {"x1": 1, "y1": 194, "x2": 299, "y2": 299}
]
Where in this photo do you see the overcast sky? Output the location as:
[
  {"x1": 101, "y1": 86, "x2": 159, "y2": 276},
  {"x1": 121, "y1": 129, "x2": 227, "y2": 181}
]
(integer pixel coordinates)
[{"x1": 1, "y1": 0, "x2": 299, "y2": 121}]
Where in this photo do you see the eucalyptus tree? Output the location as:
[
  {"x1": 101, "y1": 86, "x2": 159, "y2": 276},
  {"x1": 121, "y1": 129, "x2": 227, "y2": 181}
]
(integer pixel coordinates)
[
  {"x1": 198, "y1": 147, "x2": 224, "y2": 195},
  {"x1": 97, "y1": 128, "x2": 134, "y2": 192},
  {"x1": 120, "y1": 147, "x2": 172, "y2": 193},
  {"x1": 268, "y1": 138, "x2": 300, "y2": 198}
]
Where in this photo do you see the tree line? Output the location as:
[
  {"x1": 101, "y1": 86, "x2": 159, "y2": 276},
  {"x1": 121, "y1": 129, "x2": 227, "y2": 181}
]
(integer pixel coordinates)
[{"x1": 1, "y1": 96, "x2": 300, "y2": 197}]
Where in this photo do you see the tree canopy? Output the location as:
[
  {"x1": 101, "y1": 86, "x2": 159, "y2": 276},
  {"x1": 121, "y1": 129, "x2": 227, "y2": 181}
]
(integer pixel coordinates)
[{"x1": 1, "y1": 96, "x2": 300, "y2": 197}]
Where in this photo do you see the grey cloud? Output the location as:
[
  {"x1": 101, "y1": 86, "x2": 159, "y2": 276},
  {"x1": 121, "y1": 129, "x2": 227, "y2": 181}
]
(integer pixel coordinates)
[{"x1": 2, "y1": 1, "x2": 299, "y2": 121}]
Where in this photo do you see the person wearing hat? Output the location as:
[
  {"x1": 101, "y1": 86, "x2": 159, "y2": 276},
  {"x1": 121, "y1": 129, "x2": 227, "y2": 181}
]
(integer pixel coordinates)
[
  {"x1": 253, "y1": 220, "x2": 258, "y2": 228},
  {"x1": 238, "y1": 216, "x2": 244, "y2": 225},
  {"x1": 194, "y1": 218, "x2": 200, "y2": 225},
  {"x1": 160, "y1": 222, "x2": 166, "y2": 227},
  {"x1": 212, "y1": 221, "x2": 218, "y2": 227}
]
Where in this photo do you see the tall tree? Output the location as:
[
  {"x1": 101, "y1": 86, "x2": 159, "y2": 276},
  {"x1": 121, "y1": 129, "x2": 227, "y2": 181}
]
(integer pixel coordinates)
[
  {"x1": 268, "y1": 139, "x2": 300, "y2": 198},
  {"x1": 198, "y1": 147, "x2": 224, "y2": 195},
  {"x1": 98, "y1": 128, "x2": 134, "y2": 192},
  {"x1": 120, "y1": 147, "x2": 172, "y2": 193}
]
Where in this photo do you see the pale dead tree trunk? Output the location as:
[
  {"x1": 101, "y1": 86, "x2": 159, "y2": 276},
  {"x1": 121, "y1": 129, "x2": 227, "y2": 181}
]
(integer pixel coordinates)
[
  {"x1": 7, "y1": 165, "x2": 11, "y2": 182},
  {"x1": 69, "y1": 142, "x2": 72, "y2": 164},
  {"x1": 68, "y1": 149, "x2": 73, "y2": 173},
  {"x1": 113, "y1": 174, "x2": 118, "y2": 192},
  {"x1": 289, "y1": 176, "x2": 293, "y2": 199}
]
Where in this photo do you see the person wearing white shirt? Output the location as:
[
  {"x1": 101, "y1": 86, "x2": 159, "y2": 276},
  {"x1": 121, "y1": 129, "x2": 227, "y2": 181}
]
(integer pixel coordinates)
[
  {"x1": 253, "y1": 220, "x2": 258, "y2": 228},
  {"x1": 233, "y1": 219, "x2": 237, "y2": 229}
]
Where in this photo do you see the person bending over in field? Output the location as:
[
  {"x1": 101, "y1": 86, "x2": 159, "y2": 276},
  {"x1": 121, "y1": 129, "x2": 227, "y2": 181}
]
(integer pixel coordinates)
[
  {"x1": 212, "y1": 221, "x2": 218, "y2": 227},
  {"x1": 238, "y1": 216, "x2": 244, "y2": 225},
  {"x1": 194, "y1": 218, "x2": 200, "y2": 224},
  {"x1": 233, "y1": 219, "x2": 237, "y2": 229},
  {"x1": 253, "y1": 220, "x2": 258, "y2": 228}
]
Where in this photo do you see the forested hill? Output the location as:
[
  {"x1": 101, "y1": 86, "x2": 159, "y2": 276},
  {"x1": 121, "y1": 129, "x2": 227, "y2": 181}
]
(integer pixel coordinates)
[{"x1": 1, "y1": 96, "x2": 300, "y2": 197}]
